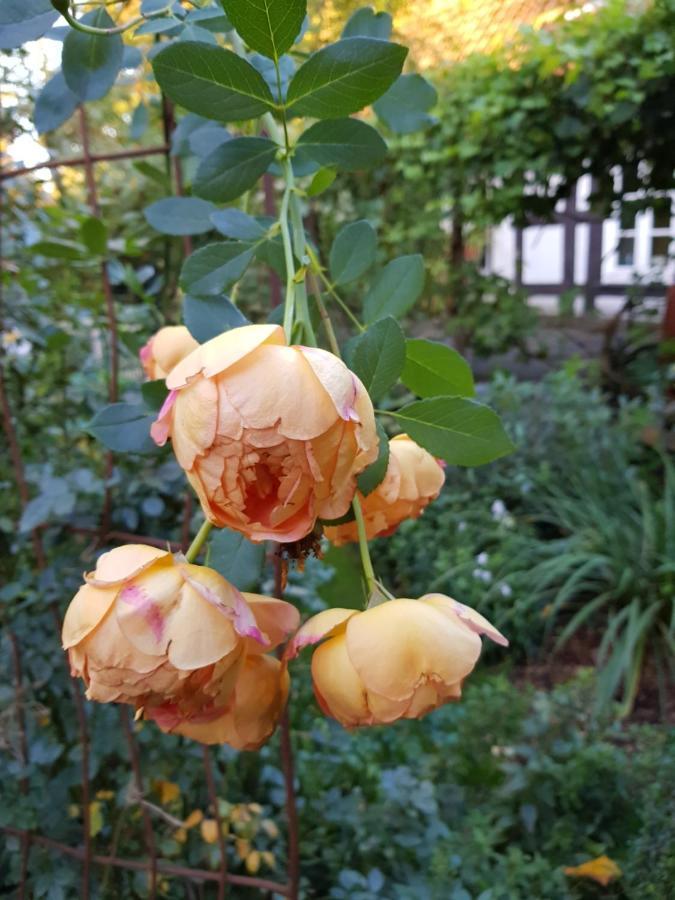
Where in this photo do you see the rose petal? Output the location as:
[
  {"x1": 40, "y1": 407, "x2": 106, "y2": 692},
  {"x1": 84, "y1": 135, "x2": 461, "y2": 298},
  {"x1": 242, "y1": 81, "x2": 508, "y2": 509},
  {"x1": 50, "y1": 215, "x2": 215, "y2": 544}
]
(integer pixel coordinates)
[
  {"x1": 285, "y1": 607, "x2": 358, "y2": 659},
  {"x1": 62, "y1": 583, "x2": 118, "y2": 649},
  {"x1": 166, "y1": 324, "x2": 284, "y2": 390},
  {"x1": 345, "y1": 599, "x2": 482, "y2": 702},
  {"x1": 86, "y1": 545, "x2": 171, "y2": 586},
  {"x1": 421, "y1": 594, "x2": 509, "y2": 647}
]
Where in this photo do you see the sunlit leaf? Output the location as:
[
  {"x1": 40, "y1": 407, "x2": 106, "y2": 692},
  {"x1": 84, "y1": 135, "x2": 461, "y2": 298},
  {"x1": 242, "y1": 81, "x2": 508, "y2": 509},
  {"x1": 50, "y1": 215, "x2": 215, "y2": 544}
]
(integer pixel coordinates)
[
  {"x1": 286, "y1": 38, "x2": 407, "y2": 119},
  {"x1": 153, "y1": 41, "x2": 276, "y2": 122},
  {"x1": 221, "y1": 0, "x2": 305, "y2": 60}
]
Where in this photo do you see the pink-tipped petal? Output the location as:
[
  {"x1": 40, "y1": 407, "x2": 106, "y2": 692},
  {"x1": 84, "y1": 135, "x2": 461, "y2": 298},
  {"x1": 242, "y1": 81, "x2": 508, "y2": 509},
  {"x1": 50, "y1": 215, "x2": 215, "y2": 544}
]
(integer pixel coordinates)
[
  {"x1": 286, "y1": 607, "x2": 358, "y2": 659},
  {"x1": 151, "y1": 389, "x2": 178, "y2": 446}
]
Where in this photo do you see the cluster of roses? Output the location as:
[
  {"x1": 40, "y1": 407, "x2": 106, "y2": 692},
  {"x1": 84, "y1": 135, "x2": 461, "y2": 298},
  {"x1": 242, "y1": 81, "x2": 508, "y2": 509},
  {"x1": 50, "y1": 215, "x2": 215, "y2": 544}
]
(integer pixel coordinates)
[{"x1": 63, "y1": 324, "x2": 506, "y2": 749}]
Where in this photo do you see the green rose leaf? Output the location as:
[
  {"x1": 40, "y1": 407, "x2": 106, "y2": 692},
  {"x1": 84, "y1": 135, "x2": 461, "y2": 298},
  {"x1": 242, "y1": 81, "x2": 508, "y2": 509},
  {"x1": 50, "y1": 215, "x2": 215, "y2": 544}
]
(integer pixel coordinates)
[
  {"x1": 208, "y1": 528, "x2": 265, "y2": 591},
  {"x1": 180, "y1": 241, "x2": 255, "y2": 295},
  {"x1": 374, "y1": 74, "x2": 438, "y2": 134},
  {"x1": 286, "y1": 38, "x2": 407, "y2": 119},
  {"x1": 144, "y1": 197, "x2": 218, "y2": 236},
  {"x1": 141, "y1": 380, "x2": 169, "y2": 413},
  {"x1": 402, "y1": 339, "x2": 475, "y2": 399},
  {"x1": 34, "y1": 72, "x2": 78, "y2": 135},
  {"x1": 363, "y1": 254, "x2": 425, "y2": 323},
  {"x1": 79, "y1": 217, "x2": 108, "y2": 256},
  {"x1": 183, "y1": 295, "x2": 249, "y2": 342},
  {"x1": 296, "y1": 118, "x2": 387, "y2": 171},
  {"x1": 342, "y1": 7, "x2": 392, "y2": 40},
  {"x1": 357, "y1": 419, "x2": 390, "y2": 496},
  {"x1": 221, "y1": 0, "x2": 306, "y2": 61},
  {"x1": 193, "y1": 137, "x2": 277, "y2": 203},
  {"x1": 350, "y1": 317, "x2": 406, "y2": 402},
  {"x1": 152, "y1": 41, "x2": 277, "y2": 122},
  {"x1": 87, "y1": 403, "x2": 158, "y2": 454},
  {"x1": 211, "y1": 209, "x2": 269, "y2": 241},
  {"x1": 392, "y1": 397, "x2": 515, "y2": 467},
  {"x1": 307, "y1": 167, "x2": 337, "y2": 197},
  {"x1": 62, "y1": 10, "x2": 124, "y2": 102},
  {"x1": 329, "y1": 219, "x2": 377, "y2": 285},
  {"x1": 0, "y1": 0, "x2": 58, "y2": 50}
]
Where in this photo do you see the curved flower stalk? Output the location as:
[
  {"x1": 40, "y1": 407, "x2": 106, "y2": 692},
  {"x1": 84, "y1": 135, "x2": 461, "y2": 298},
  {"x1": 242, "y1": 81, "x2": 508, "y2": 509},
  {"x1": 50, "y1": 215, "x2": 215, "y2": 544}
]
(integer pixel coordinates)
[
  {"x1": 325, "y1": 434, "x2": 445, "y2": 545},
  {"x1": 151, "y1": 324, "x2": 378, "y2": 543},
  {"x1": 287, "y1": 595, "x2": 507, "y2": 728}
]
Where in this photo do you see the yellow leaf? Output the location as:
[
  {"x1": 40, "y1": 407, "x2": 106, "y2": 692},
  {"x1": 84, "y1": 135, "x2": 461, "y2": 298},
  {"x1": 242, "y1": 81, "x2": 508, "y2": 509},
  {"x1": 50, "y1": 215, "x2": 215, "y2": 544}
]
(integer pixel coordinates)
[
  {"x1": 154, "y1": 779, "x2": 180, "y2": 804},
  {"x1": 261, "y1": 819, "x2": 279, "y2": 839},
  {"x1": 248, "y1": 803, "x2": 262, "y2": 815},
  {"x1": 246, "y1": 850, "x2": 261, "y2": 875},
  {"x1": 96, "y1": 790, "x2": 114, "y2": 801},
  {"x1": 174, "y1": 828, "x2": 187, "y2": 844},
  {"x1": 183, "y1": 809, "x2": 204, "y2": 830},
  {"x1": 236, "y1": 838, "x2": 251, "y2": 860},
  {"x1": 200, "y1": 819, "x2": 219, "y2": 844},
  {"x1": 68, "y1": 804, "x2": 80, "y2": 819},
  {"x1": 89, "y1": 802, "x2": 104, "y2": 838},
  {"x1": 564, "y1": 855, "x2": 622, "y2": 886},
  {"x1": 262, "y1": 851, "x2": 276, "y2": 869}
]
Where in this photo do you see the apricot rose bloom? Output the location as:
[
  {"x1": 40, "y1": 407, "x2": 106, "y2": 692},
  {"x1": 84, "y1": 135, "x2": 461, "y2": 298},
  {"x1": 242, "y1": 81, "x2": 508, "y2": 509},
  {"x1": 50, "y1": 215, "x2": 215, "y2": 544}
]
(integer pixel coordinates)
[
  {"x1": 324, "y1": 434, "x2": 445, "y2": 545},
  {"x1": 62, "y1": 546, "x2": 299, "y2": 732},
  {"x1": 287, "y1": 595, "x2": 507, "y2": 728},
  {"x1": 147, "y1": 654, "x2": 289, "y2": 750},
  {"x1": 139, "y1": 325, "x2": 199, "y2": 381},
  {"x1": 151, "y1": 324, "x2": 378, "y2": 543}
]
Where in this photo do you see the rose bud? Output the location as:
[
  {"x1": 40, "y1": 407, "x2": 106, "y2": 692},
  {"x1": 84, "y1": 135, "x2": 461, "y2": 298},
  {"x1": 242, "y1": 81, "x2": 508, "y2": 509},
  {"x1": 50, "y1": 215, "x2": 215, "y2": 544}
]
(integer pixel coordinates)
[
  {"x1": 139, "y1": 325, "x2": 198, "y2": 381},
  {"x1": 151, "y1": 324, "x2": 378, "y2": 543},
  {"x1": 61, "y1": 545, "x2": 297, "y2": 713},
  {"x1": 147, "y1": 654, "x2": 290, "y2": 751},
  {"x1": 287, "y1": 595, "x2": 507, "y2": 728},
  {"x1": 324, "y1": 434, "x2": 445, "y2": 545}
]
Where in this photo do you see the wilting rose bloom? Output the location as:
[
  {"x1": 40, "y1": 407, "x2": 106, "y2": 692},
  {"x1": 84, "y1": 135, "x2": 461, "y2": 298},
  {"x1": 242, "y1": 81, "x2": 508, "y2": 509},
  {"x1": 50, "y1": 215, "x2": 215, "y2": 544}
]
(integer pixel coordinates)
[
  {"x1": 287, "y1": 595, "x2": 507, "y2": 728},
  {"x1": 325, "y1": 434, "x2": 445, "y2": 545},
  {"x1": 147, "y1": 654, "x2": 290, "y2": 751},
  {"x1": 62, "y1": 546, "x2": 298, "y2": 723},
  {"x1": 139, "y1": 325, "x2": 198, "y2": 381},
  {"x1": 151, "y1": 324, "x2": 378, "y2": 543}
]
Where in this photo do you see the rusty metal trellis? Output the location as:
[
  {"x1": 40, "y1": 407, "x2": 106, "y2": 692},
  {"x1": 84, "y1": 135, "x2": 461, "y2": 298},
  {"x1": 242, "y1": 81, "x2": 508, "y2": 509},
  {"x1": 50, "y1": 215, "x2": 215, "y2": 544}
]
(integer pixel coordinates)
[{"x1": 0, "y1": 100, "x2": 300, "y2": 899}]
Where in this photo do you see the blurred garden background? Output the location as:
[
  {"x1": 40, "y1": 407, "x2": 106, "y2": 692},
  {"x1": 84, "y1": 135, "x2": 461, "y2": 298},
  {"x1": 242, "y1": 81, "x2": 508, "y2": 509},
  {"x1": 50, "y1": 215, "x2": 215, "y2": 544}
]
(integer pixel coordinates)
[{"x1": 1, "y1": 0, "x2": 674, "y2": 897}]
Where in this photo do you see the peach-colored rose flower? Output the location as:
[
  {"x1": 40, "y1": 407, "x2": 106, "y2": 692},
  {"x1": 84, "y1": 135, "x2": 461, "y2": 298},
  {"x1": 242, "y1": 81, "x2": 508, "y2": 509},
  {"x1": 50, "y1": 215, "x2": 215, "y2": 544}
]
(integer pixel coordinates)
[
  {"x1": 147, "y1": 654, "x2": 290, "y2": 750},
  {"x1": 151, "y1": 324, "x2": 378, "y2": 543},
  {"x1": 62, "y1": 545, "x2": 298, "y2": 717},
  {"x1": 324, "y1": 434, "x2": 445, "y2": 545},
  {"x1": 139, "y1": 325, "x2": 198, "y2": 381},
  {"x1": 287, "y1": 595, "x2": 507, "y2": 728}
]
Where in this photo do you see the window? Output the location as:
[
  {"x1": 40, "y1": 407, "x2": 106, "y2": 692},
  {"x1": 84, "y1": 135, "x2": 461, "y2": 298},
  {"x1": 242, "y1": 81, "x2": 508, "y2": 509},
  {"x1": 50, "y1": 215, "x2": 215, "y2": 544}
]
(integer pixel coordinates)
[
  {"x1": 616, "y1": 202, "x2": 638, "y2": 267},
  {"x1": 649, "y1": 198, "x2": 673, "y2": 266}
]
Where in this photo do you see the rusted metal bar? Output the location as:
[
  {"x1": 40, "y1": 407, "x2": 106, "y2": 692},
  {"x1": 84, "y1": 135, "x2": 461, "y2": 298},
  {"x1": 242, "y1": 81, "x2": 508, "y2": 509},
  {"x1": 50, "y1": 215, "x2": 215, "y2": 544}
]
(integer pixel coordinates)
[
  {"x1": 0, "y1": 827, "x2": 291, "y2": 894},
  {"x1": 8, "y1": 631, "x2": 30, "y2": 898},
  {"x1": 77, "y1": 105, "x2": 119, "y2": 539},
  {"x1": 0, "y1": 365, "x2": 47, "y2": 568},
  {"x1": 120, "y1": 707, "x2": 158, "y2": 898},
  {"x1": 202, "y1": 747, "x2": 228, "y2": 900},
  {"x1": 48, "y1": 604, "x2": 93, "y2": 900},
  {"x1": 0, "y1": 145, "x2": 171, "y2": 181},
  {"x1": 274, "y1": 555, "x2": 301, "y2": 900}
]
